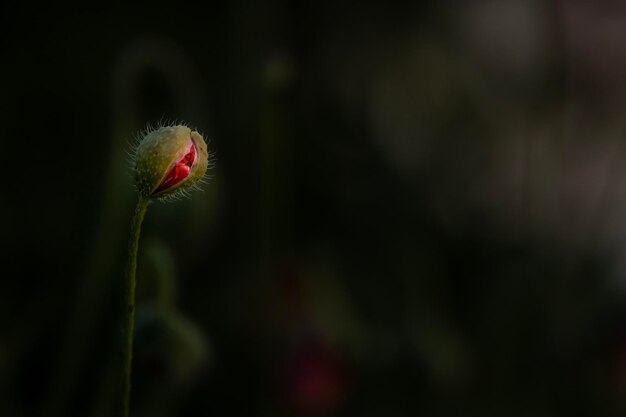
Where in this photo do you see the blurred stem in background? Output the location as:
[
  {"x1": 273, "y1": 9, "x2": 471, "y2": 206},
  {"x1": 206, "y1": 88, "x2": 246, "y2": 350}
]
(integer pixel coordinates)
[{"x1": 259, "y1": 51, "x2": 294, "y2": 268}]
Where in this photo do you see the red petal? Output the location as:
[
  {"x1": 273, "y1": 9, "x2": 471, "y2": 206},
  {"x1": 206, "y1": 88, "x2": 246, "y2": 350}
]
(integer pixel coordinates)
[
  {"x1": 181, "y1": 141, "x2": 196, "y2": 166},
  {"x1": 155, "y1": 141, "x2": 197, "y2": 193}
]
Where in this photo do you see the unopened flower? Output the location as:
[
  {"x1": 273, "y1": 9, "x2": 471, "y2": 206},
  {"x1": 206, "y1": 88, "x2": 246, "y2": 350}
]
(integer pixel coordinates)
[
  {"x1": 121, "y1": 121, "x2": 213, "y2": 417},
  {"x1": 133, "y1": 125, "x2": 210, "y2": 199}
]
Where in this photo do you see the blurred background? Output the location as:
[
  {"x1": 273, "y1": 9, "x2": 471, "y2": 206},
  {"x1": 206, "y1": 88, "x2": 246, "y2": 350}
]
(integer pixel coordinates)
[{"x1": 1, "y1": 0, "x2": 626, "y2": 416}]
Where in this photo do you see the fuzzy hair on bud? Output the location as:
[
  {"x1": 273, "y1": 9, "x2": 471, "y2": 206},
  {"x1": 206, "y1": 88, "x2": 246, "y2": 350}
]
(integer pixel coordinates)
[{"x1": 132, "y1": 124, "x2": 211, "y2": 200}]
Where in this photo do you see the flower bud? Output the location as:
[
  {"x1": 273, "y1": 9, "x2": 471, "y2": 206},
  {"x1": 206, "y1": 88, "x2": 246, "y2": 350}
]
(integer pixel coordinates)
[{"x1": 134, "y1": 125, "x2": 209, "y2": 199}]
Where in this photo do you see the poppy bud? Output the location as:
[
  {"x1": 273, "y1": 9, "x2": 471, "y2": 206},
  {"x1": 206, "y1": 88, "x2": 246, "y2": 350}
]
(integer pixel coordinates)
[{"x1": 133, "y1": 125, "x2": 209, "y2": 199}]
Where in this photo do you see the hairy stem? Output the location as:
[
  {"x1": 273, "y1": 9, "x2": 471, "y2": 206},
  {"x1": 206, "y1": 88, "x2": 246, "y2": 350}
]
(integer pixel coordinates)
[{"x1": 122, "y1": 197, "x2": 149, "y2": 417}]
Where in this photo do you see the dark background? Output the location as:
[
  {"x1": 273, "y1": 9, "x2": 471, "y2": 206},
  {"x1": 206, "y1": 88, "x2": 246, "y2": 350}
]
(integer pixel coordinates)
[{"x1": 2, "y1": 1, "x2": 626, "y2": 416}]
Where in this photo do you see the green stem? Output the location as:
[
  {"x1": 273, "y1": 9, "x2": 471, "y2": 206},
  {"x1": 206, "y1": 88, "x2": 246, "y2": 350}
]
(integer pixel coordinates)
[{"x1": 122, "y1": 197, "x2": 150, "y2": 417}]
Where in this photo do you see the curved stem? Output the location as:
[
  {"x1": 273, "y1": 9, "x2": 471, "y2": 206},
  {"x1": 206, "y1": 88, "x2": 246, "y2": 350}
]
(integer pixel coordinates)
[{"x1": 122, "y1": 197, "x2": 150, "y2": 417}]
